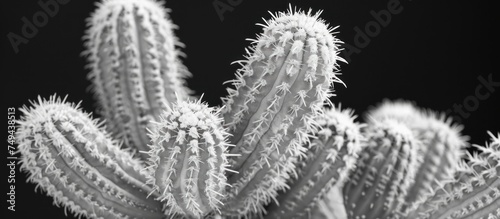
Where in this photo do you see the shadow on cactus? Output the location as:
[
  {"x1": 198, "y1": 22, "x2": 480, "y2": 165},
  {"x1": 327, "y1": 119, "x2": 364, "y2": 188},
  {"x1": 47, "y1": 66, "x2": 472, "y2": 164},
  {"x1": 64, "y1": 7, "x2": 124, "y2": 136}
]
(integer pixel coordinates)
[{"x1": 14, "y1": 0, "x2": 498, "y2": 219}]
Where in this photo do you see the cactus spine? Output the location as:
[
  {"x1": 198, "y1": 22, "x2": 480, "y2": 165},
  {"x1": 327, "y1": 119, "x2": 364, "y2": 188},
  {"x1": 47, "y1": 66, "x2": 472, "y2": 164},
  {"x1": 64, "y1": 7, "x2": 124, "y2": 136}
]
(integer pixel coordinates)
[
  {"x1": 220, "y1": 7, "x2": 345, "y2": 216},
  {"x1": 83, "y1": 0, "x2": 191, "y2": 160},
  {"x1": 343, "y1": 118, "x2": 420, "y2": 219},
  {"x1": 144, "y1": 99, "x2": 232, "y2": 218},
  {"x1": 266, "y1": 106, "x2": 363, "y2": 219},
  {"x1": 409, "y1": 132, "x2": 500, "y2": 219},
  {"x1": 16, "y1": 95, "x2": 163, "y2": 219}
]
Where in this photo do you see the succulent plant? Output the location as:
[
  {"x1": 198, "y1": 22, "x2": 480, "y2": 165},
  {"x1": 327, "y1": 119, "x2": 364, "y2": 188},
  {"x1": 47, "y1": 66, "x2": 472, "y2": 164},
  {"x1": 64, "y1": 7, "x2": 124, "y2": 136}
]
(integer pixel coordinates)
[
  {"x1": 220, "y1": 7, "x2": 345, "y2": 217},
  {"x1": 13, "y1": 0, "x2": 498, "y2": 219}
]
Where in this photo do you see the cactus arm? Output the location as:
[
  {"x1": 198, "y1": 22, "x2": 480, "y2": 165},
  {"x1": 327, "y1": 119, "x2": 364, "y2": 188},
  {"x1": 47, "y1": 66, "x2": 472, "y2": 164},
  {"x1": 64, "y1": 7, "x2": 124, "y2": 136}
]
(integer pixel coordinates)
[
  {"x1": 16, "y1": 95, "x2": 163, "y2": 219},
  {"x1": 404, "y1": 111, "x2": 468, "y2": 207},
  {"x1": 144, "y1": 99, "x2": 231, "y2": 218},
  {"x1": 220, "y1": 7, "x2": 345, "y2": 216},
  {"x1": 343, "y1": 118, "x2": 420, "y2": 219},
  {"x1": 83, "y1": 0, "x2": 191, "y2": 159},
  {"x1": 367, "y1": 101, "x2": 470, "y2": 210}
]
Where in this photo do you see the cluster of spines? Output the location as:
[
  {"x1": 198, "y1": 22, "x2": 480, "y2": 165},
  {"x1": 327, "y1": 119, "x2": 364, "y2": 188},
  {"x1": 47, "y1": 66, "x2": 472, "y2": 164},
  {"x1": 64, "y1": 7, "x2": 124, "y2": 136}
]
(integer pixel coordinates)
[
  {"x1": 409, "y1": 132, "x2": 499, "y2": 219},
  {"x1": 16, "y1": 95, "x2": 163, "y2": 219},
  {"x1": 82, "y1": 0, "x2": 191, "y2": 160},
  {"x1": 220, "y1": 7, "x2": 345, "y2": 217},
  {"x1": 144, "y1": 99, "x2": 232, "y2": 218},
  {"x1": 343, "y1": 117, "x2": 420, "y2": 219},
  {"x1": 265, "y1": 105, "x2": 363, "y2": 219}
]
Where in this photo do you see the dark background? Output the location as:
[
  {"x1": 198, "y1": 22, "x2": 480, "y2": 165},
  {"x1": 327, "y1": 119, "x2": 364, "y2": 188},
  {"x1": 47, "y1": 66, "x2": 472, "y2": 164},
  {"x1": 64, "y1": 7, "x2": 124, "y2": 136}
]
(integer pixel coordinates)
[{"x1": 2, "y1": 0, "x2": 498, "y2": 218}]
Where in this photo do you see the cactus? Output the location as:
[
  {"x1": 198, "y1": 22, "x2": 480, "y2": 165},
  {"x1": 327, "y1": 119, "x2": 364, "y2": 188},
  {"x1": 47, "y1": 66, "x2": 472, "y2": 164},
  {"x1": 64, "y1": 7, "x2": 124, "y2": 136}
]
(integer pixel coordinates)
[
  {"x1": 368, "y1": 100, "x2": 470, "y2": 210},
  {"x1": 13, "y1": 1, "x2": 500, "y2": 219},
  {"x1": 369, "y1": 101, "x2": 469, "y2": 207},
  {"x1": 408, "y1": 131, "x2": 500, "y2": 219},
  {"x1": 343, "y1": 117, "x2": 421, "y2": 219},
  {"x1": 143, "y1": 99, "x2": 232, "y2": 218},
  {"x1": 265, "y1": 105, "x2": 363, "y2": 219},
  {"x1": 220, "y1": 7, "x2": 345, "y2": 216},
  {"x1": 402, "y1": 111, "x2": 468, "y2": 208},
  {"x1": 16, "y1": 95, "x2": 164, "y2": 219},
  {"x1": 82, "y1": 0, "x2": 191, "y2": 160}
]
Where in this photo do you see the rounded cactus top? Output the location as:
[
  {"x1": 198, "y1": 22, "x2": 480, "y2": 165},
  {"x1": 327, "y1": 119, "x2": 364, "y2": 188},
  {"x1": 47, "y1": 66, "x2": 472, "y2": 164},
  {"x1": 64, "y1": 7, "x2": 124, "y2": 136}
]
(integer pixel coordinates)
[
  {"x1": 418, "y1": 110, "x2": 469, "y2": 149},
  {"x1": 146, "y1": 98, "x2": 233, "y2": 218},
  {"x1": 317, "y1": 105, "x2": 363, "y2": 140},
  {"x1": 149, "y1": 98, "x2": 231, "y2": 147},
  {"x1": 258, "y1": 6, "x2": 345, "y2": 70},
  {"x1": 366, "y1": 99, "x2": 422, "y2": 125},
  {"x1": 265, "y1": 7, "x2": 336, "y2": 43},
  {"x1": 92, "y1": 0, "x2": 167, "y2": 15}
]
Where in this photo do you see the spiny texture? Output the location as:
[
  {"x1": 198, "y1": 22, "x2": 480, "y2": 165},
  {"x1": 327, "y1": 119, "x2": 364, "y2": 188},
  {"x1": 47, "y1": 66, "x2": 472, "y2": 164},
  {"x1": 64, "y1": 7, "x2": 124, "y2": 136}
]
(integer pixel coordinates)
[
  {"x1": 409, "y1": 132, "x2": 499, "y2": 219},
  {"x1": 220, "y1": 7, "x2": 345, "y2": 216},
  {"x1": 266, "y1": 106, "x2": 363, "y2": 219},
  {"x1": 144, "y1": 99, "x2": 232, "y2": 218},
  {"x1": 16, "y1": 95, "x2": 163, "y2": 219},
  {"x1": 343, "y1": 118, "x2": 420, "y2": 219},
  {"x1": 366, "y1": 99, "x2": 423, "y2": 126},
  {"x1": 403, "y1": 111, "x2": 468, "y2": 208},
  {"x1": 83, "y1": 0, "x2": 191, "y2": 160}
]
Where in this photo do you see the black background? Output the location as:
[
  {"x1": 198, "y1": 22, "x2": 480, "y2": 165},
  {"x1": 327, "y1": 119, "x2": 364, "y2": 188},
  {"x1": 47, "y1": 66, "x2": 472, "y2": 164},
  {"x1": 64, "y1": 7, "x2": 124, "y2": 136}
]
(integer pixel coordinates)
[{"x1": 2, "y1": 0, "x2": 498, "y2": 218}]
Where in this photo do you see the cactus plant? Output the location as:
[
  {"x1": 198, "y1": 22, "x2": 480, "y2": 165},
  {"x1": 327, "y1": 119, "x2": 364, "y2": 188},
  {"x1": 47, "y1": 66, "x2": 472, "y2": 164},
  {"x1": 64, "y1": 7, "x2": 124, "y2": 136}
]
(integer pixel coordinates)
[
  {"x1": 220, "y1": 7, "x2": 345, "y2": 216},
  {"x1": 143, "y1": 99, "x2": 232, "y2": 218},
  {"x1": 82, "y1": 0, "x2": 191, "y2": 160},
  {"x1": 16, "y1": 95, "x2": 164, "y2": 219},
  {"x1": 408, "y1": 131, "x2": 499, "y2": 219},
  {"x1": 265, "y1": 105, "x2": 363, "y2": 219},
  {"x1": 342, "y1": 117, "x2": 421, "y2": 219},
  {"x1": 12, "y1": 0, "x2": 500, "y2": 219}
]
